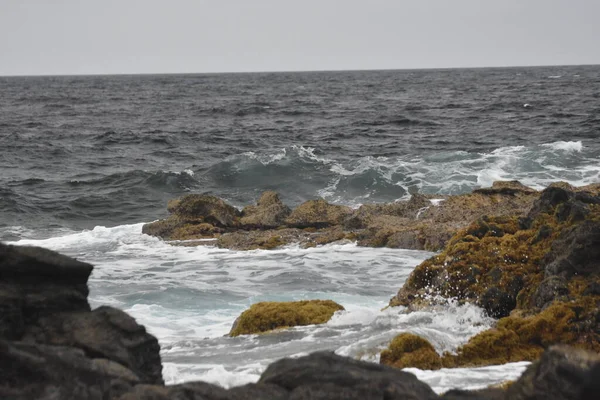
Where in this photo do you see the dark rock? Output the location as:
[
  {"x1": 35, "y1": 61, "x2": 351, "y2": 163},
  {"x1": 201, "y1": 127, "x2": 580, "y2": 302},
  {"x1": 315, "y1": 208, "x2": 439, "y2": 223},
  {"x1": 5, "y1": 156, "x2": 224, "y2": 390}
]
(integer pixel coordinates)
[
  {"x1": 532, "y1": 276, "x2": 570, "y2": 309},
  {"x1": 506, "y1": 345, "x2": 600, "y2": 400},
  {"x1": 0, "y1": 243, "x2": 93, "y2": 340},
  {"x1": 478, "y1": 287, "x2": 516, "y2": 318},
  {"x1": 259, "y1": 351, "x2": 439, "y2": 400},
  {"x1": 527, "y1": 186, "x2": 572, "y2": 220},
  {"x1": 23, "y1": 306, "x2": 163, "y2": 384},
  {"x1": 544, "y1": 220, "x2": 600, "y2": 278},
  {"x1": 440, "y1": 388, "x2": 505, "y2": 399},
  {"x1": 555, "y1": 201, "x2": 589, "y2": 223},
  {"x1": 240, "y1": 191, "x2": 291, "y2": 229},
  {"x1": 532, "y1": 225, "x2": 553, "y2": 244},
  {"x1": 0, "y1": 340, "x2": 139, "y2": 400},
  {"x1": 583, "y1": 282, "x2": 600, "y2": 296}
]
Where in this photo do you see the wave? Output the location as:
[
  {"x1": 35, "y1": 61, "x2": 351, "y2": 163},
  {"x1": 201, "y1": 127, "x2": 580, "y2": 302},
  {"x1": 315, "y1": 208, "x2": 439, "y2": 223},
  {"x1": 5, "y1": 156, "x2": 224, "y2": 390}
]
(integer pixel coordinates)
[
  {"x1": 203, "y1": 140, "x2": 599, "y2": 206},
  {"x1": 2, "y1": 141, "x2": 598, "y2": 227}
]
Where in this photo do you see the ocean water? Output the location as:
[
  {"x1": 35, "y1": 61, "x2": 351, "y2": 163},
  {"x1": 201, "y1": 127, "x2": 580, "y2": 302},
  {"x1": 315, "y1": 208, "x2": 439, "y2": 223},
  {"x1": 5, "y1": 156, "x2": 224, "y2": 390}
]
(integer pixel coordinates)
[{"x1": 2, "y1": 66, "x2": 599, "y2": 392}]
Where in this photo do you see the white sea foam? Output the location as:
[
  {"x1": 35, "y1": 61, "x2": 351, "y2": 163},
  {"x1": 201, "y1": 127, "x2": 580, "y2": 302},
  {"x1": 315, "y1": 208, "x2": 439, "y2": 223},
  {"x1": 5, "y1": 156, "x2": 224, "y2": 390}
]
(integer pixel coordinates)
[
  {"x1": 541, "y1": 140, "x2": 583, "y2": 152},
  {"x1": 406, "y1": 362, "x2": 530, "y2": 394},
  {"x1": 10, "y1": 225, "x2": 504, "y2": 391}
]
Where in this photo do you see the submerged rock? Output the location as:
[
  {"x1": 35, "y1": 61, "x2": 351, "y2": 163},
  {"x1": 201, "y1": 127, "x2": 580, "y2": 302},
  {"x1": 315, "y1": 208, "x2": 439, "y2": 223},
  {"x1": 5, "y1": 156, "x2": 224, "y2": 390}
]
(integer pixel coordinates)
[{"x1": 229, "y1": 300, "x2": 345, "y2": 337}]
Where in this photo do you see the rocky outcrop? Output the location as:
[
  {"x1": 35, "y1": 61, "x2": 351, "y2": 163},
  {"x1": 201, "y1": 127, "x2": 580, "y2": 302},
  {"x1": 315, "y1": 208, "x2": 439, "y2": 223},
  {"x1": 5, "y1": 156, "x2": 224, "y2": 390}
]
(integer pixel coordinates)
[
  {"x1": 380, "y1": 333, "x2": 442, "y2": 370},
  {"x1": 143, "y1": 181, "x2": 540, "y2": 251},
  {"x1": 0, "y1": 242, "x2": 163, "y2": 392},
  {"x1": 240, "y1": 191, "x2": 291, "y2": 228},
  {"x1": 506, "y1": 345, "x2": 600, "y2": 400},
  {"x1": 229, "y1": 300, "x2": 345, "y2": 337},
  {"x1": 2, "y1": 241, "x2": 600, "y2": 399},
  {"x1": 386, "y1": 184, "x2": 600, "y2": 369}
]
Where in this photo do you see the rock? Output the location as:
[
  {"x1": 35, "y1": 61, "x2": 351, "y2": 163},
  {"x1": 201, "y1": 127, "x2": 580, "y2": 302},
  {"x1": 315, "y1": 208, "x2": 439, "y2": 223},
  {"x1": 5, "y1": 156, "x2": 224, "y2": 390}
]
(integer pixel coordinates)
[
  {"x1": 527, "y1": 186, "x2": 573, "y2": 220},
  {"x1": 440, "y1": 388, "x2": 505, "y2": 399},
  {"x1": 240, "y1": 191, "x2": 291, "y2": 228},
  {"x1": 229, "y1": 300, "x2": 345, "y2": 337},
  {"x1": 260, "y1": 351, "x2": 439, "y2": 400},
  {"x1": 506, "y1": 345, "x2": 600, "y2": 400},
  {"x1": 0, "y1": 339, "x2": 139, "y2": 400},
  {"x1": 532, "y1": 276, "x2": 570, "y2": 309},
  {"x1": 142, "y1": 194, "x2": 241, "y2": 240},
  {"x1": 166, "y1": 194, "x2": 241, "y2": 227},
  {"x1": 473, "y1": 180, "x2": 538, "y2": 196},
  {"x1": 380, "y1": 333, "x2": 442, "y2": 370},
  {"x1": 478, "y1": 286, "x2": 518, "y2": 319},
  {"x1": 23, "y1": 306, "x2": 163, "y2": 384},
  {"x1": 0, "y1": 243, "x2": 93, "y2": 340},
  {"x1": 543, "y1": 220, "x2": 600, "y2": 279},
  {"x1": 285, "y1": 199, "x2": 352, "y2": 228}
]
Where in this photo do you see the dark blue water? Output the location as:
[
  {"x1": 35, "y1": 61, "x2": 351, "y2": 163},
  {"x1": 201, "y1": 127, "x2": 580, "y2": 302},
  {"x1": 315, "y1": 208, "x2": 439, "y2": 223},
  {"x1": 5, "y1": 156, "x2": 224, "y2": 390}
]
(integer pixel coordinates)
[{"x1": 1, "y1": 66, "x2": 599, "y2": 235}]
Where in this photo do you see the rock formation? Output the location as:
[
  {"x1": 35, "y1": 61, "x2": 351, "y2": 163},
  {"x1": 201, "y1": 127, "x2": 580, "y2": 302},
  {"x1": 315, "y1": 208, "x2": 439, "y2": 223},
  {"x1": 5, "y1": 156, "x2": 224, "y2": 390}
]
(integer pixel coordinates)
[
  {"x1": 142, "y1": 180, "x2": 541, "y2": 251},
  {"x1": 382, "y1": 183, "x2": 600, "y2": 370},
  {"x1": 229, "y1": 300, "x2": 345, "y2": 337}
]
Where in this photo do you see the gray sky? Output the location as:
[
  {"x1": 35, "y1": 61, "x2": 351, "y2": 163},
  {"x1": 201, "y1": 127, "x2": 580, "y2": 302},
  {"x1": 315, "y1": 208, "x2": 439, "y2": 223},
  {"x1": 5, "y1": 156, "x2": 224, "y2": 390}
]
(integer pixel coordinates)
[{"x1": 1, "y1": 0, "x2": 599, "y2": 76}]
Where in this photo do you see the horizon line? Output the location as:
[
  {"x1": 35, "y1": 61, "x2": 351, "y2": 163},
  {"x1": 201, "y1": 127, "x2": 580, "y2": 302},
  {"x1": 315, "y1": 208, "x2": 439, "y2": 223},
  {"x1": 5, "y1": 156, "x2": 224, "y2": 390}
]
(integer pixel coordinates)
[{"x1": 1, "y1": 62, "x2": 599, "y2": 78}]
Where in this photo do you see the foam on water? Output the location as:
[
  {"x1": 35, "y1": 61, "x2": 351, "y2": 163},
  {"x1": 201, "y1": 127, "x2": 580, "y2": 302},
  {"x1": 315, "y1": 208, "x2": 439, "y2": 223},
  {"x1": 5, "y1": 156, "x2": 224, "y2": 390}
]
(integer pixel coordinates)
[{"x1": 9, "y1": 224, "x2": 509, "y2": 390}]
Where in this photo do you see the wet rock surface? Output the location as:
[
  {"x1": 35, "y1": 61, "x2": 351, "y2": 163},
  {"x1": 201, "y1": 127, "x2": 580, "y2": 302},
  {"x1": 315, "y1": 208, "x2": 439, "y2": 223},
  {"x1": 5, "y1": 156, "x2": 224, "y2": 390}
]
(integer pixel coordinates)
[
  {"x1": 143, "y1": 181, "x2": 540, "y2": 251},
  {"x1": 2, "y1": 238, "x2": 600, "y2": 398},
  {"x1": 386, "y1": 184, "x2": 600, "y2": 370}
]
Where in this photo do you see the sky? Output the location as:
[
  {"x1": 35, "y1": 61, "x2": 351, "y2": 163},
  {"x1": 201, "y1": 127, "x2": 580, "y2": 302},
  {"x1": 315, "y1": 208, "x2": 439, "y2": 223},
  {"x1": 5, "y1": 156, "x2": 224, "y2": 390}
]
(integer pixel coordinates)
[{"x1": 1, "y1": 0, "x2": 599, "y2": 76}]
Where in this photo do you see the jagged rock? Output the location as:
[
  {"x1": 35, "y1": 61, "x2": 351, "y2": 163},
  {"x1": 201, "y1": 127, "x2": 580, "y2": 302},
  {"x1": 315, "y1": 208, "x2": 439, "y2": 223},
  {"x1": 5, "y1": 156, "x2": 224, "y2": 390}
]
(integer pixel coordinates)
[
  {"x1": 240, "y1": 191, "x2": 291, "y2": 228},
  {"x1": 259, "y1": 351, "x2": 439, "y2": 400},
  {"x1": 0, "y1": 243, "x2": 93, "y2": 340},
  {"x1": 543, "y1": 220, "x2": 600, "y2": 279},
  {"x1": 532, "y1": 276, "x2": 570, "y2": 309},
  {"x1": 285, "y1": 199, "x2": 352, "y2": 228},
  {"x1": 506, "y1": 345, "x2": 600, "y2": 400},
  {"x1": 23, "y1": 306, "x2": 163, "y2": 384},
  {"x1": 229, "y1": 300, "x2": 344, "y2": 337},
  {"x1": 142, "y1": 194, "x2": 240, "y2": 240},
  {"x1": 0, "y1": 340, "x2": 140, "y2": 400},
  {"x1": 166, "y1": 194, "x2": 241, "y2": 227}
]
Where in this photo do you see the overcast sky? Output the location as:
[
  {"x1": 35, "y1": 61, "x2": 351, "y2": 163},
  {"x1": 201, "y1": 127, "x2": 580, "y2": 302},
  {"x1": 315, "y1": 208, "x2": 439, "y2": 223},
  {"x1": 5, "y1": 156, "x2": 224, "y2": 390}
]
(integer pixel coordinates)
[{"x1": 1, "y1": 0, "x2": 599, "y2": 76}]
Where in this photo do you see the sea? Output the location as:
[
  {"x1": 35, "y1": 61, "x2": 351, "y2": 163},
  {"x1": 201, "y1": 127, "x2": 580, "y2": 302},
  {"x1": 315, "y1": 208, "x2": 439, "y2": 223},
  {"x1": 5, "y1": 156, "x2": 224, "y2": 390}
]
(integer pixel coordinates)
[{"x1": 1, "y1": 66, "x2": 599, "y2": 393}]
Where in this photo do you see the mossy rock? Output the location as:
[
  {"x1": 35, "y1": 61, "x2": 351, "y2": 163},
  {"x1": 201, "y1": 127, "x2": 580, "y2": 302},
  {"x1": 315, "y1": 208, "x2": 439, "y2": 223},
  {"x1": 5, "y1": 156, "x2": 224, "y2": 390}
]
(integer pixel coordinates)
[
  {"x1": 167, "y1": 194, "x2": 240, "y2": 227},
  {"x1": 240, "y1": 191, "x2": 291, "y2": 228},
  {"x1": 380, "y1": 333, "x2": 442, "y2": 370},
  {"x1": 285, "y1": 199, "x2": 352, "y2": 228},
  {"x1": 441, "y1": 299, "x2": 600, "y2": 368},
  {"x1": 229, "y1": 300, "x2": 345, "y2": 337}
]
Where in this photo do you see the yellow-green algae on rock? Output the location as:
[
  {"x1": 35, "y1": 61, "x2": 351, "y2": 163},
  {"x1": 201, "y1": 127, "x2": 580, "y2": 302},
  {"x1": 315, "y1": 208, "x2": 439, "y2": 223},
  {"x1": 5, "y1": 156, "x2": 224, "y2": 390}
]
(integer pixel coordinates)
[
  {"x1": 379, "y1": 333, "x2": 442, "y2": 370},
  {"x1": 229, "y1": 300, "x2": 345, "y2": 337},
  {"x1": 383, "y1": 184, "x2": 600, "y2": 369}
]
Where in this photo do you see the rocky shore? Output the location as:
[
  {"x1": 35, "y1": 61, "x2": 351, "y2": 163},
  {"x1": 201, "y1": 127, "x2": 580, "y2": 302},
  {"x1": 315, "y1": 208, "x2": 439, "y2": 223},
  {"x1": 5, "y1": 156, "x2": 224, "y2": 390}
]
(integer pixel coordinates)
[
  {"x1": 2, "y1": 181, "x2": 600, "y2": 399},
  {"x1": 141, "y1": 181, "x2": 542, "y2": 251}
]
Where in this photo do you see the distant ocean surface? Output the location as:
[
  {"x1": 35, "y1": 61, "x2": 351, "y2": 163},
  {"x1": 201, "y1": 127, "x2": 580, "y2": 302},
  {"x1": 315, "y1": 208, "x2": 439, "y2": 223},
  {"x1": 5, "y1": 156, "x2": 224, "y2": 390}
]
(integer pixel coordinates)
[{"x1": 2, "y1": 66, "x2": 599, "y2": 392}]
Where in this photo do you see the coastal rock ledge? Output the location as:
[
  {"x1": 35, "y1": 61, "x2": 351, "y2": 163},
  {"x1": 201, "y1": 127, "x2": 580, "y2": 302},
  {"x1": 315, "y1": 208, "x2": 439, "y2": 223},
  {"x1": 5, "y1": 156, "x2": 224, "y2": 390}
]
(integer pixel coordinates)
[
  {"x1": 142, "y1": 181, "x2": 549, "y2": 251},
  {"x1": 1, "y1": 242, "x2": 600, "y2": 399}
]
